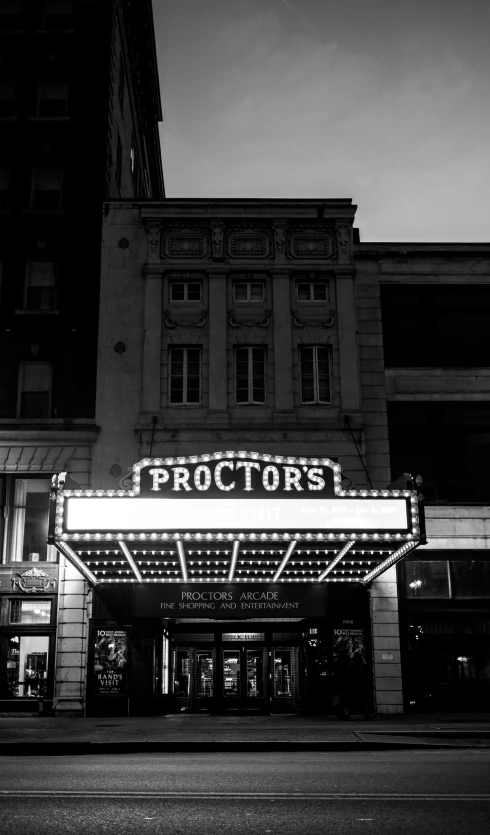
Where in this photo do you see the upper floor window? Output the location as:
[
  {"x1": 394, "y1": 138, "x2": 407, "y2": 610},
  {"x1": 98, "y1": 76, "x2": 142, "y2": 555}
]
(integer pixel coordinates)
[
  {"x1": 381, "y1": 284, "x2": 490, "y2": 367},
  {"x1": 299, "y1": 346, "x2": 332, "y2": 404},
  {"x1": 0, "y1": 1, "x2": 23, "y2": 31},
  {"x1": 18, "y1": 363, "x2": 52, "y2": 418},
  {"x1": 24, "y1": 260, "x2": 57, "y2": 310},
  {"x1": 296, "y1": 281, "x2": 329, "y2": 303},
  {"x1": 0, "y1": 80, "x2": 16, "y2": 117},
  {"x1": 4, "y1": 477, "x2": 55, "y2": 562},
  {"x1": 235, "y1": 346, "x2": 266, "y2": 405},
  {"x1": 115, "y1": 136, "x2": 122, "y2": 190},
  {"x1": 37, "y1": 80, "x2": 68, "y2": 117},
  {"x1": 387, "y1": 402, "x2": 490, "y2": 503},
  {"x1": 31, "y1": 166, "x2": 63, "y2": 210},
  {"x1": 233, "y1": 282, "x2": 265, "y2": 303},
  {"x1": 0, "y1": 167, "x2": 9, "y2": 209},
  {"x1": 42, "y1": 0, "x2": 72, "y2": 31},
  {"x1": 170, "y1": 282, "x2": 202, "y2": 302},
  {"x1": 169, "y1": 347, "x2": 201, "y2": 405},
  {"x1": 403, "y1": 559, "x2": 490, "y2": 599}
]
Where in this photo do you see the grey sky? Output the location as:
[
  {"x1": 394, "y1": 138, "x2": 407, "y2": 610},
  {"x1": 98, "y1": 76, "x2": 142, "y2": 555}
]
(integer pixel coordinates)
[{"x1": 153, "y1": 0, "x2": 490, "y2": 241}]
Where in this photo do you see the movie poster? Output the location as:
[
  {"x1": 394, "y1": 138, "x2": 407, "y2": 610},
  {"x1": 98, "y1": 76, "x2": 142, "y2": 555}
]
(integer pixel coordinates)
[{"x1": 93, "y1": 629, "x2": 128, "y2": 696}]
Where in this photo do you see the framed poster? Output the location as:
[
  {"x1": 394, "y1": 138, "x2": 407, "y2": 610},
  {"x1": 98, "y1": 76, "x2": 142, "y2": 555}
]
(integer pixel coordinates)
[{"x1": 92, "y1": 628, "x2": 128, "y2": 696}]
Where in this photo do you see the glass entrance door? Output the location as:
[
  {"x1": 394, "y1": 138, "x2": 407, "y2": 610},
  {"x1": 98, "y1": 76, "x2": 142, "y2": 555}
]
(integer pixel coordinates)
[{"x1": 222, "y1": 646, "x2": 265, "y2": 707}]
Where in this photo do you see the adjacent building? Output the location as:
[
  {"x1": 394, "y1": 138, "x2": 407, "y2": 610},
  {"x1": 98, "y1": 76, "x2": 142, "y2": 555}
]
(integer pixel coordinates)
[{"x1": 0, "y1": 0, "x2": 164, "y2": 713}]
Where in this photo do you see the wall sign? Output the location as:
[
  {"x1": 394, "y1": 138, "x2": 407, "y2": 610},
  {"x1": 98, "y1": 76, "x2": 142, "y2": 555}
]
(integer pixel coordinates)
[
  {"x1": 135, "y1": 583, "x2": 326, "y2": 619},
  {"x1": 92, "y1": 628, "x2": 128, "y2": 696}
]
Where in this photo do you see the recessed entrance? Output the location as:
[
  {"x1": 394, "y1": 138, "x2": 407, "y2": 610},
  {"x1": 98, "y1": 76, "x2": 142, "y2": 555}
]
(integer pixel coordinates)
[{"x1": 223, "y1": 647, "x2": 265, "y2": 706}]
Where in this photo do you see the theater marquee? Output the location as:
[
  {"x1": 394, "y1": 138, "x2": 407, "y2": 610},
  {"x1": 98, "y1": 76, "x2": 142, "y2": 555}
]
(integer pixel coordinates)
[{"x1": 50, "y1": 451, "x2": 423, "y2": 588}]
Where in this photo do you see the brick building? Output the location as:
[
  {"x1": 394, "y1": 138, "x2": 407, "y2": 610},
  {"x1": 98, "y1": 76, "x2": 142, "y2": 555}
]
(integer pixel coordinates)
[{"x1": 0, "y1": 0, "x2": 164, "y2": 714}]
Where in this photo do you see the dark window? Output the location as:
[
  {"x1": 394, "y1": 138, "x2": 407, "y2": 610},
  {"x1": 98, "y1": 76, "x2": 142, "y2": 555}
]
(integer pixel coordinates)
[
  {"x1": 37, "y1": 80, "x2": 67, "y2": 116},
  {"x1": 170, "y1": 282, "x2": 201, "y2": 302},
  {"x1": 381, "y1": 284, "x2": 490, "y2": 367},
  {"x1": 31, "y1": 166, "x2": 63, "y2": 210},
  {"x1": 0, "y1": 1, "x2": 23, "y2": 31},
  {"x1": 235, "y1": 347, "x2": 266, "y2": 404},
  {"x1": 115, "y1": 136, "x2": 122, "y2": 189},
  {"x1": 0, "y1": 167, "x2": 9, "y2": 208},
  {"x1": 42, "y1": 0, "x2": 72, "y2": 31},
  {"x1": 18, "y1": 364, "x2": 52, "y2": 417},
  {"x1": 169, "y1": 348, "x2": 201, "y2": 405},
  {"x1": 9, "y1": 478, "x2": 54, "y2": 561},
  {"x1": 0, "y1": 80, "x2": 16, "y2": 116},
  {"x1": 233, "y1": 282, "x2": 265, "y2": 302},
  {"x1": 297, "y1": 282, "x2": 329, "y2": 302},
  {"x1": 403, "y1": 561, "x2": 450, "y2": 598},
  {"x1": 299, "y1": 346, "x2": 332, "y2": 404},
  {"x1": 25, "y1": 260, "x2": 57, "y2": 310},
  {"x1": 450, "y1": 562, "x2": 490, "y2": 598},
  {"x1": 388, "y1": 402, "x2": 490, "y2": 503}
]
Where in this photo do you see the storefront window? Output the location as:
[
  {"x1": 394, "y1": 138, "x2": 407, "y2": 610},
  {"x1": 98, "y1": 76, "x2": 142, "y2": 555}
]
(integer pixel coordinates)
[
  {"x1": 274, "y1": 650, "x2": 292, "y2": 697},
  {"x1": 6, "y1": 635, "x2": 49, "y2": 698},
  {"x1": 9, "y1": 600, "x2": 52, "y2": 624},
  {"x1": 174, "y1": 650, "x2": 190, "y2": 696},
  {"x1": 404, "y1": 561, "x2": 449, "y2": 598},
  {"x1": 450, "y1": 562, "x2": 490, "y2": 598},
  {"x1": 197, "y1": 652, "x2": 213, "y2": 698}
]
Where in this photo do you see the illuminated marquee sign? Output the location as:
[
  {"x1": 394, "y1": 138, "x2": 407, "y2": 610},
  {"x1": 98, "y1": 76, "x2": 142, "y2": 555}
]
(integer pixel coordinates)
[{"x1": 57, "y1": 452, "x2": 415, "y2": 540}]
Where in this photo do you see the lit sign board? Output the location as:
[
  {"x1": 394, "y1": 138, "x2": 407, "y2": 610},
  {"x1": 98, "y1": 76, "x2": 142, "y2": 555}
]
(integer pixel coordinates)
[{"x1": 55, "y1": 452, "x2": 418, "y2": 543}]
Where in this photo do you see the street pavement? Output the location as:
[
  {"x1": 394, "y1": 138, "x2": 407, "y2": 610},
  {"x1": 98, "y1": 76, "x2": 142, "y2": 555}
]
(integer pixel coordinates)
[
  {"x1": 1, "y1": 750, "x2": 489, "y2": 834},
  {"x1": 1, "y1": 712, "x2": 490, "y2": 753}
]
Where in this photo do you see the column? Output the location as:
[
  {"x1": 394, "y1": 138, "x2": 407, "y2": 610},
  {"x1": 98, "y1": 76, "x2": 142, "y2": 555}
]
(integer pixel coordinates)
[
  {"x1": 53, "y1": 555, "x2": 88, "y2": 716},
  {"x1": 208, "y1": 272, "x2": 228, "y2": 420},
  {"x1": 336, "y1": 272, "x2": 361, "y2": 414},
  {"x1": 141, "y1": 269, "x2": 163, "y2": 416},
  {"x1": 272, "y1": 271, "x2": 294, "y2": 418},
  {"x1": 370, "y1": 566, "x2": 403, "y2": 714}
]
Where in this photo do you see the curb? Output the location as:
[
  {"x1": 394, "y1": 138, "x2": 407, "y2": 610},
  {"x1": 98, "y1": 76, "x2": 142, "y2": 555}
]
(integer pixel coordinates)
[{"x1": 0, "y1": 740, "x2": 478, "y2": 755}]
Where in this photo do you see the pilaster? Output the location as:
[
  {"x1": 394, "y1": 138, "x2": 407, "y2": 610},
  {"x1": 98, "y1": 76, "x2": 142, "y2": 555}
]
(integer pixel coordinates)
[
  {"x1": 369, "y1": 565, "x2": 403, "y2": 714},
  {"x1": 141, "y1": 268, "x2": 163, "y2": 416},
  {"x1": 53, "y1": 554, "x2": 89, "y2": 716},
  {"x1": 272, "y1": 271, "x2": 294, "y2": 415},
  {"x1": 336, "y1": 271, "x2": 361, "y2": 414},
  {"x1": 208, "y1": 272, "x2": 228, "y2": 419}
]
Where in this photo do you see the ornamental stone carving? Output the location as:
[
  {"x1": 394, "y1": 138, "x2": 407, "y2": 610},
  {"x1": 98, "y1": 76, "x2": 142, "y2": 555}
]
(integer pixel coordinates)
[
  {"x1": 144, "y1": 220, "x2": 162, "y2": 261},
  {"x1": 210, "y1": 221, "x2": 225, "y2": 260},
  {"x1": 273, "y1": 222, "x2": 287, "y2": 255},
  {"x1": 335, "y1": 222, "x2": 352, "y2": 263},
  {"x1": 161, "y1": 227, "x2": 209, "y2": 259},
  {"x1": 226, "y1": 227, "x2": 272, "y2": 259},
  {"x1": 288, "y1": 228, "x2": 334, "y2": 260}
]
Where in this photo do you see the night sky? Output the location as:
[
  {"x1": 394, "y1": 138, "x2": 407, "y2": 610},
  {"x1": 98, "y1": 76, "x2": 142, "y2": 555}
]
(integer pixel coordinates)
[{"x1": 153, "y1": 0, "x2": 490, "y2": 241}]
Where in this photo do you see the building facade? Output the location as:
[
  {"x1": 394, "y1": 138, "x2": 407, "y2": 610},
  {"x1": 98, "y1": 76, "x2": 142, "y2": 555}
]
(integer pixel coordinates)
[
  {"x1": 49, "y1": 198, "x2": 427, "y2": 717},
  {"x1": 0, "y1": 0, "x2": 164, "y2": 713}
]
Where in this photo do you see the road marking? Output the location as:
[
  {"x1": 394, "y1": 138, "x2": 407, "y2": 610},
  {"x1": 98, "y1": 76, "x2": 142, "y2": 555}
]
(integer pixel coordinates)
[{"x1": 0, "y1": 791, "x2": 489, "y2": 800}]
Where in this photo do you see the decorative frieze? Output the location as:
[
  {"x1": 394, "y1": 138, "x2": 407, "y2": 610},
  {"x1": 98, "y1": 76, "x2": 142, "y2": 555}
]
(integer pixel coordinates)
[
  {"x1": 335, "y1": 222, "x2": 352, "y2": 263},
  {"x1": 287, "y1": 227, "x2": 335, "y2": 260},
  {"x1": 161, "y1": 226, "x2": 210, "y2": 259},
  {"x1": 292, "y1": 310, "x2": 336, "y2": 329},
  {"x1": 163, "y1": 309, "x2": 208, "y2": 329},
  {"x1": 228, "y1": 309, "x2": 272, "y2": 328},
  {"x1": 227, "y1": 228, "x2": 271, "y2": 259}
]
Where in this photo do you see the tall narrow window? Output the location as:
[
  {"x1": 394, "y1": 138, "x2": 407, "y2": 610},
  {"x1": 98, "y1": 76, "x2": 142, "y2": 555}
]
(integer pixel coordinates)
[
  {"x1": 9, "y1": 478, "x2": 54, "y2": 561},
  {"x1": 31, "y1": 166, "x2": 63, "y2": 210},
  {"x1": 24, "y1": 260, "x2": 57, "y2": 310},
  {"x1": 299, "y1": 346, "x2": 332, "y2": 404},
  {"x1": 0, "y1": 168, "x2": 9, "y2": 209},
  {"x1": 18, "y1": 363, "x2": 52, "y2": 417},
  {"x1": 0, "y1": 80, "x2": 16, "y2": 117},
  {"x1": 169, "y1": 348, "x2": 201, "y2": 405},
  {"x1": 37, "y1": 80, "x2": 68, "y2": 117},
  {"x1": 235, "y1": 346, "x2": 266, "y2": 404},
  {"x1": 115, "y1": 136, "x2": 122, "y2": 189}
]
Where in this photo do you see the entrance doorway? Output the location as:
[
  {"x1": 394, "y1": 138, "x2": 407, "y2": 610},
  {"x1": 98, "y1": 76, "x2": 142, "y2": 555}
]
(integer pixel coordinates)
[{"x1": 222, "y1": 646, "x2": 265, "y2": 707}]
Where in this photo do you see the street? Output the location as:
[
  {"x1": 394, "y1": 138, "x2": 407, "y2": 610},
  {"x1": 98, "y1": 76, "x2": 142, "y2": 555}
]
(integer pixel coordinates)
[{"x1": 1, "y1": 750, "x2": 489, "y2": 834}]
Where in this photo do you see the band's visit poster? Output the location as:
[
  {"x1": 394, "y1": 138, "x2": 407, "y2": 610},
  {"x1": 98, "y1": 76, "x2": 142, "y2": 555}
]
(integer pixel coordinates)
[{"x1": 93, "y1": 629, "x2": 128, "y2": 696}]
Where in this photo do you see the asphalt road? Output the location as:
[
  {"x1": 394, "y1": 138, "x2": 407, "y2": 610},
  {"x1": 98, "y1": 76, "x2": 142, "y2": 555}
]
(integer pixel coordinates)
[{"x1": 1, "y1": 750, "x2": 489, "y2": 834}]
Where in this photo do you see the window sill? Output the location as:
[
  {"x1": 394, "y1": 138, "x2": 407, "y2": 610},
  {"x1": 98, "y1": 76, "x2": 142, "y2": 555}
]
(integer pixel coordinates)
[
  {"x1": 15, "y1": 309, "x2": 60, "y2": 315},
  {"x1": 22, "y1": 209, "x2": 65, "y2": 215}
]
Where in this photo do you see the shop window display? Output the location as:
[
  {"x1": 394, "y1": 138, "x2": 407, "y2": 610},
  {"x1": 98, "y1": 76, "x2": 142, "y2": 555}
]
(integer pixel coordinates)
[{"x1": 6, "y1": 635, "x2": 49, "y2": 698}]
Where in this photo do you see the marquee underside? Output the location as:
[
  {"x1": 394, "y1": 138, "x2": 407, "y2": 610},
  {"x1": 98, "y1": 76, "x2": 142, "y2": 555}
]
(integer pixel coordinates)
[{"x1": 55, "y1": 537, "x2": 418, "y2": 586}]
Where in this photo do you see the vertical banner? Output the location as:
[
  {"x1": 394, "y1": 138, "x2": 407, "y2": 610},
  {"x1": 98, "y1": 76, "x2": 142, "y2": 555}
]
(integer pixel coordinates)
[{"x1": 93, "y1": 628, "x2": 128, "y2": 696}]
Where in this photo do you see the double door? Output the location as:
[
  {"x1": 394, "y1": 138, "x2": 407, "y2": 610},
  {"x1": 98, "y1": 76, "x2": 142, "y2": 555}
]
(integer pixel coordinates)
[{"x1": 222, "y1": 645, "x2": 266, "y2": 707}]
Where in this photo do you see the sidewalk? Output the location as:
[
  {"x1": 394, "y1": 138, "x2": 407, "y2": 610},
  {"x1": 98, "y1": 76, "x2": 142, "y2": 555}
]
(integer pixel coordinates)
[{"x1": 1, "y1": 712, "x2": 490, "y2": 754}]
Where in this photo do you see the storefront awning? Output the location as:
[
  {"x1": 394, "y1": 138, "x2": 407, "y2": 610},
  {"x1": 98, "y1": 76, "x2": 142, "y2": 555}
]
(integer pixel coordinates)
[{"x1": 49, "y1": 452, "x2": 424, "y2": 587}]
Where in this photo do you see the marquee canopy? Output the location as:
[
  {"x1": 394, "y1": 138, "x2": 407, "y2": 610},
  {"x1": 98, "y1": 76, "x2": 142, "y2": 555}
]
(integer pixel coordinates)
[{"x1": 49, "y1": 451, "x2": 423, "y2": 587}]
